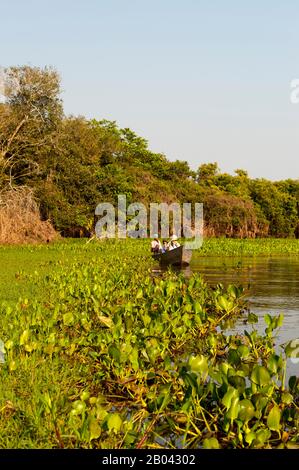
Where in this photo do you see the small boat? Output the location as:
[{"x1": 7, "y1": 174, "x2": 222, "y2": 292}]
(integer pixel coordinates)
[{"x1": 152, "y1": 245, "x2": 192, "y2": 267}]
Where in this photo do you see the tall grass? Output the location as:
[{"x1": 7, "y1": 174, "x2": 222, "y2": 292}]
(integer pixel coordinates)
[{"x1": 0, "y1": 187, "x2": 57, "y2": 244}]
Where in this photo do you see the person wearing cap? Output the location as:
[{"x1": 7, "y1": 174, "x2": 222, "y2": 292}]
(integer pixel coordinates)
[
  {"x1": 151, "y1": 234, "x2": 162, "y2": 253},
  {"x1": 168, "y1": 235, "x2": 180, "y2": 250}
]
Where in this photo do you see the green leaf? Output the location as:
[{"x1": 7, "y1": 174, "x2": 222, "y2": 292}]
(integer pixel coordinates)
[
  {"x1": 89, "y1": 418, "x2": 101, "y2": 440},
  {"x1": 136, "y1": 288, "x2": 143, "y2": 299},
  {"x1": 129, "y1": 348, "x2": 139, "y2": 371},
  {"x1": 124, "y1": 430, "x2": 138, "y2": 446},
  {"x1": 98, "y1": 315, "x2": 113, "y2": 328},
  {"x1": 255, "y1": 428, "x2": 271, "y2": 445},
  {"x1": 193, "y1": 301, "x2": 202, "y2": 314},
  {"x1": 267, "y1": 355, "x2": 281, "y2": 375},
  {"x1": 5, "y1": 340, "x2": 13, "y2": 350},
  {"x1": 267, "y1": 405, "x2": 281, "y2": 432},
  {"x1": 220, "y1": 362, "x2": 230, "y2": 376},
  {"x1": 188, "y1": 355, "x2": 208, "y2": 376},
  {"x1": 107, "y1": 413, "x2": 123, "y2": 433},
  {"x1": 248, "y1": 312, "x2": 258, "y2": 324},
  {"x1": 228, "y1": 349, "x2": 240, "y2": 366},
  {"x1": 202, "y1": 437, "x2": 220, "y2": 449},
  {"x1": 245, "y1": 431, "x2": 256, "y2": 445},
  {"x1": 288, "y1": 375, "x2": 297, "y2": 392},
  {"x1": 226, "y1": 397, "x2": 240, "y2": 421},
  {"x1": 228, "y1": 375, "x2": 246, "y2": 394},
  {"x1": 72, "y1": 400, "x2": 86, "y2": 415},
  {"x1": 8, "y1": 360, "x2": 17, "y2": 372},
  {"x1": 20, "y1": 329, "x2": 30, "y2": 345},
  {"x1": 157, "y1": 389, "x2": 171, "y2": 412},
  {"x1": 108, "y1": 345, "x2": 121, "y2": 362},
  {"x1": 95, "y1": 406, "x2": 108, "y2": 422},
  {"x1": 252, "y1": 393, "x2": 268, "y2": 412},
  {"x1": 276, "y1": 314, "x2": 284, "y2": 328},
  {"x1": 142, "y1": 313, "x2": 151, "y2": 326},
  {"x1": 217, "y1": 295, "x2": 231, "y2": 312},
  {"x1": 80, "y1": 391, "x2": 90, "y2": 402},
  {"x1": 238, "y1": 399, "x2": 255, "y2": 422},
  {"x1": 237, "y1": 345, "x2": 250, "y2": 359},
  {"x1": 284, "y1": 340, "x2": 299, "y2": 359},
  {"x1": 250, "y1": 365, "x2": 271, "y2": 386},
  {"x1": 222, "y1": 387, "x2": 238, "y2": 410},
  {"x1": 281, "y1": 392, "x2": 293, "y2": 405},
  {"x1": 286, "y1": 443, "x2": 299, "y2": 449},
  {"x1": 264, "y1": 314, "x2": 272, "y2": 327},
  {"x1": 63, "y1": 312, "x2": 74, "y2": 326}
]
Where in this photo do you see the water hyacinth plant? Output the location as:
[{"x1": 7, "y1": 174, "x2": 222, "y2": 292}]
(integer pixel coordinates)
[
  {"x1": 0, "y1": 239, "x2": 298, "y2": 448},
  {"x1": 197, "y1": 238, "x2": 299, "y2": 257}
]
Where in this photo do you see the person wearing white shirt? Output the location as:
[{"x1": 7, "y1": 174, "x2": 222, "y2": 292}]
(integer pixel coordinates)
[
  {"x1": 168, "y1": 235, "x2": 180, "y2": 250},
  {"x1": 151, "y1": 234, "x2": 162, "y2": 253}
]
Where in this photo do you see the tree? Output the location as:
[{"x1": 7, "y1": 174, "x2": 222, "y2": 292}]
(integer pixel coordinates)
[
  {"x1": 1, "y1": 64, "x2": 298, "y2": 239},
  {"x1": 168, "y1": 160, "x2": 193, "y2": 179},
  {"x1": 0, "y1": 66, "x2": 63, "y2": 186},
  {"x1": 235, "y1": 169, "x2": 248, "y2": 178},
  {"x1": 249, "y1": 179, "x2": 298, "y2": 237},
  {"x1": 197, "y1": 162, "x2": 219, "y2": 184}
]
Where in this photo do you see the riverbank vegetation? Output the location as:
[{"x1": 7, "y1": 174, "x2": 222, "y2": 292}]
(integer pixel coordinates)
[
  {"x1": 0, "y1": 240, "x2": 298, "y2": 448},
  {"x1": 198, "y1": 238, "x2": 299, "y2": 256},
  {"x1": 1, "y1": 238, "x2": 299, "y2": 307},
  {"x1": 0, "y1": 66, "x2": 299, "y2": 243}
]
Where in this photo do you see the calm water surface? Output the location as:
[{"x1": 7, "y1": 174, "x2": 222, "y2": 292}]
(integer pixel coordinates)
[{"x1": 190, "y1": 256, "x2": 299, "y2": 375}]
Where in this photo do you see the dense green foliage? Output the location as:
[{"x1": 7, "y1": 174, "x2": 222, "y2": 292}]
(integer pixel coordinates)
[
  {"x1": 0, "y1": 240, "x2": 298, "y2": 448},
  {"x1": 197, "y1": 238, "x2": 299, "y2": 256},
  {"x1": 0, "y1": 66, "x2": 298, "y2": 239},
  {"x1": 1, "y1": 238, "x2": 299, "y2": 308}
]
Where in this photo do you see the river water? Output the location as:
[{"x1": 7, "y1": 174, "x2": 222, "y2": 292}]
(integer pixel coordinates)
[{"x1": 189, "y1": 255, "x2": 299, "y2": 376}]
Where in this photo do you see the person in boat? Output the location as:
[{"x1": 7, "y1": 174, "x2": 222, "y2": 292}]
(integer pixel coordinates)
[
  {"x1": 168, "y1": 235, "x2": 180, "y2": 250},
  {"x1": 161, "y1": 240, "x2": 169, "y2": 253},
  {"x1": 151, "y1": 234, "x2": 162, "y2": 253}
]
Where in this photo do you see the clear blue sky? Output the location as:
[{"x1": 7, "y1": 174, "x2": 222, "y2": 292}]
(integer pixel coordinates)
[{"x1": 1, "y1": 0, "x2": 299, "y2": 180}]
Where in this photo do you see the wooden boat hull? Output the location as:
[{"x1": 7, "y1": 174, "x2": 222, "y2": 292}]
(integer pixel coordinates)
[{"x1": 152, "y1": 245, "x2": 192, "y2": 267}]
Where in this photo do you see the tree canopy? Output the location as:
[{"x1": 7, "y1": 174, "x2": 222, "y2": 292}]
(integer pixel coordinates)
[{"x1": 0, "y1": 65, "x2": 298, "y2": 238}]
